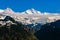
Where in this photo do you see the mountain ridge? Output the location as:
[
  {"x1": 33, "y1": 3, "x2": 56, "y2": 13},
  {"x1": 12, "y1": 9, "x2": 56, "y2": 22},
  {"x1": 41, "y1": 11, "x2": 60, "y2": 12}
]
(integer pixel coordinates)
[{"x1": 0, "y1": 8, "x2": 59, "y2": 15}]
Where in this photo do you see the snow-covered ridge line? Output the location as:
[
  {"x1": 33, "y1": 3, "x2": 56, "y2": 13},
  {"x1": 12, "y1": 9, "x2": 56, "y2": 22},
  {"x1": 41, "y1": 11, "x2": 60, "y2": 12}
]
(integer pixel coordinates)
[{"x1": 0, "y1": 8, "x2": 59, "y2": 15}]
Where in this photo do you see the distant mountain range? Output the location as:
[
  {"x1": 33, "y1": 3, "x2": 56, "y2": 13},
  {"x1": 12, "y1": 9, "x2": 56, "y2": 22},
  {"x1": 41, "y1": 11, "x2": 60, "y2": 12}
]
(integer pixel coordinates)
[
  {"x1": 0, "y1": 8, "x2": 60, "y2": 32},
  {"x1": 0, "y1": 8, "x2": 60, "y2": 24},
  {"x1": 0, "y1": 8, "x2": 59, "y2": 15}
]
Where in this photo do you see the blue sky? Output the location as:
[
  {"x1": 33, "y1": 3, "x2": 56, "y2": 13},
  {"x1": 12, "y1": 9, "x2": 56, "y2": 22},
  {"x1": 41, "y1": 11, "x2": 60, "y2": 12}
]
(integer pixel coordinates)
[{"x1": 0, "y1": 0, "x2": 60, "y2": 13}]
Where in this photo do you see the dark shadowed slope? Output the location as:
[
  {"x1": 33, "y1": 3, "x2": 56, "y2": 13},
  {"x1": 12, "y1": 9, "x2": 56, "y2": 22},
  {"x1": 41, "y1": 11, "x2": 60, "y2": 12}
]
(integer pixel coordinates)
[
  {"x1": 35, "y1": 20, "x2": 60, "y2": 40},
  {"x1": 0, "y1": 16, "x2": 37, "y2": 40}
]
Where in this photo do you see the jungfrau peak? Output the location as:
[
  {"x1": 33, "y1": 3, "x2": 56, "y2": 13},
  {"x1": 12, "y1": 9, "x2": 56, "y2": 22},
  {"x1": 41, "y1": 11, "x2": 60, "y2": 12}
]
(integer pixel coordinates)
[
  {"x1": 25, "y1": 9, "x2": 34, "y2": 14},
  {"x1": 30, "y1": 8, "x2": 37, "y2": 14},
  {"x1": 25, "y1": 8, "x2": 40, "y2": 14}
]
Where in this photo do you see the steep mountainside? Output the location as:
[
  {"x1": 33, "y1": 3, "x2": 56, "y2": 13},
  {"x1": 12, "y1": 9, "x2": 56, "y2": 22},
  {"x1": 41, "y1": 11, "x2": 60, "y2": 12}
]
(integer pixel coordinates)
[
  {"x1": 35, "y1": 20, "x2": 60, "y2": 40},
  {"x1": 0, "y1": 16, "x2": 37, "y2": 40}
]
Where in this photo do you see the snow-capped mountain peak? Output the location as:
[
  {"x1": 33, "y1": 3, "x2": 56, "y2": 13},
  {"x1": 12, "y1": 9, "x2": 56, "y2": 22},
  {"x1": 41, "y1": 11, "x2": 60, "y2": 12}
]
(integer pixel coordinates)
[
  {"x1": 0, "y1": 8, "x2": 59, "y2": 15},
  {"x1": 25, "y1": 8, "x2": 39, "y2": 14},
  {"x1": 0, "y1": 8, "x2": 15, "y2": 16},
  {"x1": 4, "y1": 8, "x2": 15, "y2": 14}
]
